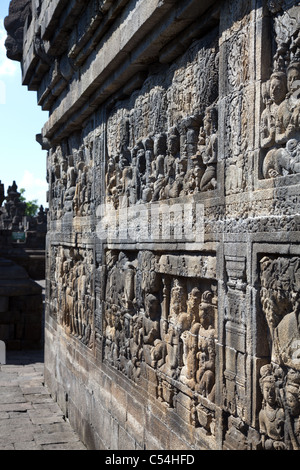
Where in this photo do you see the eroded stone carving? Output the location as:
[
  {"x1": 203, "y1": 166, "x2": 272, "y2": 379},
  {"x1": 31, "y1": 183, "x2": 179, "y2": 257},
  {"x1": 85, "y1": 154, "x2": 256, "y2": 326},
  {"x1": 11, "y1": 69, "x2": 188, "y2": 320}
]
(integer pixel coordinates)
[
  {"x1": 50, "y1": 246, "x2": 95, "y2": 348},
  {"x1": 8, "y1": 0, "x2": 300, "y2": 452},
  {"x1": 105, "y1": 31, "x2": 219, "y2": 210},
  {"x1": 102, "y1": 249, "x2": 217, "y2": 432},
  {"x1": 259, "y1": 255, "x2": 300, "y2": 449},
  {"x1": 261, "y1": 6, "x2": 300, "y2": 179},
  {"x1": 105, "y1": 106, "x2": 218, "y2": 210},
  {"x1": 49, "y1": 145, "x2": 93, "y2": 219}
]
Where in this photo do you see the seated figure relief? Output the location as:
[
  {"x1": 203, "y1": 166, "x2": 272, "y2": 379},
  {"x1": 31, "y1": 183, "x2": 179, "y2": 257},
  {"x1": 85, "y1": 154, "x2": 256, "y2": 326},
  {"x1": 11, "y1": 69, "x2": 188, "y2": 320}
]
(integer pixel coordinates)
[
  {"x1": 262, "y1": 61, "x2": 300, "y2": 179},
  {"x1": 103, "y1": 249, "x2": 217, "y2": 416},
  {"x1": 105, "y1": 106, "x2": 218, "y2": 209}
]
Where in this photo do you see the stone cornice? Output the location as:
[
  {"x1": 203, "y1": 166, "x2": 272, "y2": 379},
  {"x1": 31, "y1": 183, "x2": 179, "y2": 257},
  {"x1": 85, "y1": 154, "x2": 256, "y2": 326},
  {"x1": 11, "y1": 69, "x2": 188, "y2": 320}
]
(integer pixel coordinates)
[{"x1": 20, "y1": 0, "x2": 217, "y2": 146}]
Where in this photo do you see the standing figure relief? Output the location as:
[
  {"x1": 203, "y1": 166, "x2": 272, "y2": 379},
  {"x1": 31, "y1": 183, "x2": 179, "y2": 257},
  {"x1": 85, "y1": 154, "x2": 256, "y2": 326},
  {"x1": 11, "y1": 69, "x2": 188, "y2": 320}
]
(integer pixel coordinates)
[
  {"x1": 259, "y1": 256, "x2": 300, "y2": 450},
  {"x1": 103, "y1": 250, "x2": 217, "y2": 413},
  {"x1": 261, "y1": 21, "x2": 300, "y2": 179}
]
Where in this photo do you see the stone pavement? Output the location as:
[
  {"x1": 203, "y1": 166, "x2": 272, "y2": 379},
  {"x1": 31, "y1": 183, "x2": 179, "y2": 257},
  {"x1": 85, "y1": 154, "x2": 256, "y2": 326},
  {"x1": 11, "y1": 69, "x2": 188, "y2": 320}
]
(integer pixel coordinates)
[{"x1": 0, "y1": 349, "x2": 86, "y2": 450}]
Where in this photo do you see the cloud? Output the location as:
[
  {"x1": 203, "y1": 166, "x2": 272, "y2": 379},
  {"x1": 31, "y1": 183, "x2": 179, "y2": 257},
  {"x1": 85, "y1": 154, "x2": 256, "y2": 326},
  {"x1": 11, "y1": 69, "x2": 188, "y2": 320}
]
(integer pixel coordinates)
[
  {"x1": 19, "y1": 170, "x2": 48, "y2": 207},
  {"x1": 0, "y1": 19, "x2": 18, "y2": 77}
]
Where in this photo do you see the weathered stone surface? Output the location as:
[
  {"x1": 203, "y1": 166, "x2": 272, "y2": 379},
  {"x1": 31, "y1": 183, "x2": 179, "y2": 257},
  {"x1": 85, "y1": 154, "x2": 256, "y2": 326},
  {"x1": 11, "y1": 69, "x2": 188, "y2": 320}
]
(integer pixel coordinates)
[
  {"x1": 4, "y1": 0, "x2": 31, "y2": 61},
  {"x1": 0, "y1": 258, "x2": 43, "y2": 350},
  {"x1": 0, "y1": 181, "x2": 47, "y2": 280},
  {"x1": 5, "y1": 0, "x2": 300, "y2": 451}
]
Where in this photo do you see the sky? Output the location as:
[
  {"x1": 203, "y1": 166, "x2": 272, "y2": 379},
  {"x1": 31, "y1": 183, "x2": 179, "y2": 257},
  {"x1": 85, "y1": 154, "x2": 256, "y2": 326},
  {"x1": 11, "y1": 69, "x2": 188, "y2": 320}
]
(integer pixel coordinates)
[{"x1": 0, "y1": 0, "x2": 48, "y2": 208}]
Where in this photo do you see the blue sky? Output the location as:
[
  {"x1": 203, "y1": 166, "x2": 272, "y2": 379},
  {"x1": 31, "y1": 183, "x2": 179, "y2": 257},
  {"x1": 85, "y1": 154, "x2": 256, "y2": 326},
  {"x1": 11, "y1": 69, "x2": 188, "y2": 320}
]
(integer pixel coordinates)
[{"x1": 0, "y1": 0, "x2": 48, "y2": 208}]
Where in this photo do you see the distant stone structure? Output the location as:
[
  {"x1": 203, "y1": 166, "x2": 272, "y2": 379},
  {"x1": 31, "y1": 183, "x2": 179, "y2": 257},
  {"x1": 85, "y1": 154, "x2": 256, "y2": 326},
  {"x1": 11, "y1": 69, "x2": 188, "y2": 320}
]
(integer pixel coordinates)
[
  {"x1": 0, "y1": 180, "x2": 47, "y2": 280},
  {"x1": 0, "y1": 181, "x2": 45, "y2": 350},
  {"x1": 5, "y1": 0, "x2": 300, "y2": 450}
]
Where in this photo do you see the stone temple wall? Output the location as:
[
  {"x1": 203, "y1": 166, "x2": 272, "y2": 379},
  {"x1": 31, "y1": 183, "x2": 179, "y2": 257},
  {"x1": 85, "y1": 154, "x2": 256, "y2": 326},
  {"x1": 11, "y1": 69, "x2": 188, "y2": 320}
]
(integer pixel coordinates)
[{"x1": 5, "y1": 0, "x2": 300, "y2": 450}]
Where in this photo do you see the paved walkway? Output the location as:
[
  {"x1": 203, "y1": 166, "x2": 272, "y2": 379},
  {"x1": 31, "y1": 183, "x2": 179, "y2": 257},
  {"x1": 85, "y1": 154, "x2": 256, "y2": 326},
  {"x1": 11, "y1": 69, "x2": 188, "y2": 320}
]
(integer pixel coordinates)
[{"x1": 0, "y1": 349, "x2": 86, "y2": 450}]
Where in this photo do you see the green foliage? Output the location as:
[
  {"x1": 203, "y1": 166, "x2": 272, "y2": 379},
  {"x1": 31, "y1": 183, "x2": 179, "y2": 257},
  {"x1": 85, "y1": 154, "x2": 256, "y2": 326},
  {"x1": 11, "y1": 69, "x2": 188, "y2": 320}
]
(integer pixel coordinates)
[{"x1": 20, "y1": 188, "x2": 39, "y2": 217}]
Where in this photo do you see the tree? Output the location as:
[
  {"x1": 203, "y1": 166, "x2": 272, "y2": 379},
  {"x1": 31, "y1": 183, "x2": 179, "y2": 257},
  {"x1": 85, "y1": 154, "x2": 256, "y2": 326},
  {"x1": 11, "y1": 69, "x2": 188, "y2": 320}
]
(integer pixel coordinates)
[{"x1": 19, "y1": 188, "x2": 39, "y2": 217}]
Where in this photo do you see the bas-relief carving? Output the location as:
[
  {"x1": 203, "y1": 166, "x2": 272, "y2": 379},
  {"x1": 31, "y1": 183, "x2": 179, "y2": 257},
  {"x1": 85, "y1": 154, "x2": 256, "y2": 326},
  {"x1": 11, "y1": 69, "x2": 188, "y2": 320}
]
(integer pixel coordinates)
[
  {"x1": 261, "y1": 5, "x2": 300, "y2": 179},
  {"x1": 102, "y1": 249, "x2": 217, "y2": 433},
  {"x1": 105, "y1": 32, "x2": 219, "y2": 210},
  {"x1": 259, "y1": 256, "x2": 300, "y2": 450},
  {"x1": 222, "y1": 14, "x2": 251, "y2": 196},
  {"x1": 49, "y1": 144, "x2": 93, "y2": 220},
  {"x1": 50, "y1": 246, "x2": 95, "y2": 349},
  {"x1": 105, "y1": 106, "x2": 218, "y2": 210}
]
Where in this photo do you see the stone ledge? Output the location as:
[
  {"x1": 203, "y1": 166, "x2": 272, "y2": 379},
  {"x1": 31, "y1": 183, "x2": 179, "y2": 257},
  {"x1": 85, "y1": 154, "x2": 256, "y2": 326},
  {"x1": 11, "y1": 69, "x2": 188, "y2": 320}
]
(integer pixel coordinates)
[{"x1": 22, "y1": 0, "x2": 217, "y2": 144}]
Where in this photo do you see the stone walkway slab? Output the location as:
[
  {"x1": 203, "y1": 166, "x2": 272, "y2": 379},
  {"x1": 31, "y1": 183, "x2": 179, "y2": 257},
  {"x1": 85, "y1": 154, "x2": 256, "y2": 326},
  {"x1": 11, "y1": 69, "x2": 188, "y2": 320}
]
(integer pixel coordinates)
[{"x1": 0, "y1": 350, "x2": 86, "y2": 451}]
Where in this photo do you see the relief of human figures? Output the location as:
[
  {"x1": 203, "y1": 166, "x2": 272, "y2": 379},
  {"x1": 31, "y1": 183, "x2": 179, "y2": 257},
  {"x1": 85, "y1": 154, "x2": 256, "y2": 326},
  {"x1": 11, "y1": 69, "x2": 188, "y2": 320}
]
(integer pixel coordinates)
[
  {"x1": 103, "y1": 250, "x2": 217, "y2": 410},
  {"x1": 49, "y1": 147, "x2": 93, "y2": 220},
  {"x1": 259, "y1": 255, "x2": 300, "y2": 450},
  {"x1": 105, "y1": 105, "x2": 218, "y2": 209},
  {"x1": 53, "y1": 247, "x2": 94, "y2": 349},
  {"x1": 179, "y1": 289, "x2": 216, "y2": 401},
  {"x1": 261, "y1": 29, "x2": 300, "y2": 179}
]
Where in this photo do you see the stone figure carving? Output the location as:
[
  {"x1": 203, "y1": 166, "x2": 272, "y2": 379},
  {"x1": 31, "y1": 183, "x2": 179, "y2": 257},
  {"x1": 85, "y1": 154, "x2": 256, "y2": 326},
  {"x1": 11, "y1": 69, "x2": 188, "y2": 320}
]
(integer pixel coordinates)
[
  {"x1": 276, "y1": 62, "x2": 300, "y2": 145},
  {"x1": 195, "y1": 291, "x2": 216, "y2": 400},
  {"x1": 105, "y1": 106, "x2": 218, "y2": 209},
  {"x1": 261, "y1": 72, "x2": 287, "y2": 151},
  {"x1": 49, "y1": 147, "x2": 93, "y2": 219},
  {"x1": 259, "y1": 364, "x2": 285, "y2": 450},
  {"x1": 103, "y1": 249, "x2": 217, "y2": 419},
  {"x1": 261, "y1": 18, "x2": 300, "y2": 179},
  {"x1": 52, "y1": 246, "x2": 94, "y2": 348},
  {"x1": 179, "y1": 289, "x2": 216, "y2": 400},
  {"x1": 285, "y1": 369, "x2": 300, "y2": 449},
  {"x1": 142, "y1": 293, "x2": 161, "y2": 366},
  {"x1": 259, "y1": 255, "x2": 300, "y2": 449},
  {"x1": 197, "y1": 105, "x2": 218, "y2": 192}
]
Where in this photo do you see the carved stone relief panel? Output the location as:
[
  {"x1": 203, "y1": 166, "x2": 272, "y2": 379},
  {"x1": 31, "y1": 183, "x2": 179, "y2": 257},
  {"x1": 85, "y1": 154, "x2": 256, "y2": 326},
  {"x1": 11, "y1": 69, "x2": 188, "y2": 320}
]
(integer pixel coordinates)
[
  {"x1": 259, "y1": 255, "x2": 300, "y2": 450},
  {"x1": 49, "y1": 245, "x2": 95, "y2": 349},
  {"x1": 222, "y1": 14, "x2": 252, "y2": 196},
  {"x1": 48, "y1": 140, "x2": 94, "y2": 221},
  {"x1": 102, "y1": 249, "x2": 218, "y2": 434},
  {"x1": 260, "y1": 3, "x2": 300, "y2": 180},
  {"x1": 105, "y1": 30, "x2": 219, "y2": 211}
]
